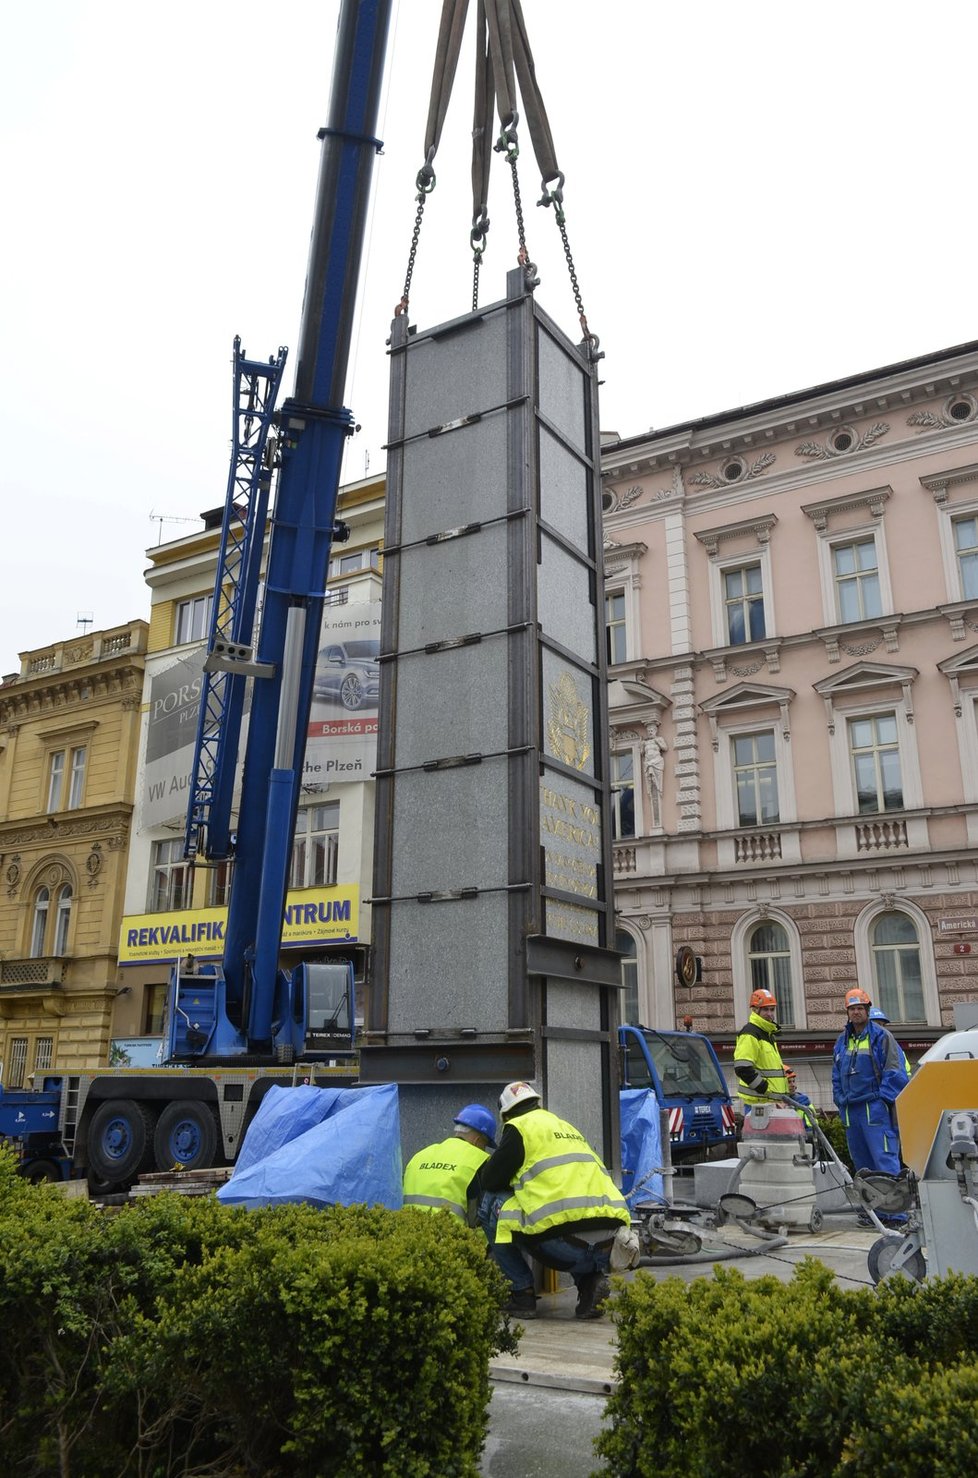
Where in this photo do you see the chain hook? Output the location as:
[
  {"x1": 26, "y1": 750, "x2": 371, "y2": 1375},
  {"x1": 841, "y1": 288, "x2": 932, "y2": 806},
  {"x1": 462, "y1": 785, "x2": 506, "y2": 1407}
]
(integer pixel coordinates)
[
  {"x1": 493, "y1": 110, "x2": 520, "y2": 164},
  {"x1": 537, "y1": 170, "x2": 565, "y2": 210},
  {"x1": 415, "y1": 145, "x2": 437, "y2": 202}
]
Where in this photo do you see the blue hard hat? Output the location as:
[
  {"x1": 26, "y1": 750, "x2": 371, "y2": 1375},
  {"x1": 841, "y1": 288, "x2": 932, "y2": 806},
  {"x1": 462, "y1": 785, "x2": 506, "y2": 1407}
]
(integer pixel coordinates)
[
  {"x1": 869, "y1": 1006, "x2": 889, "y2": 1023},
  {"x1": 454, "y1": 1103, "x2": 497, "y2": 1147}
]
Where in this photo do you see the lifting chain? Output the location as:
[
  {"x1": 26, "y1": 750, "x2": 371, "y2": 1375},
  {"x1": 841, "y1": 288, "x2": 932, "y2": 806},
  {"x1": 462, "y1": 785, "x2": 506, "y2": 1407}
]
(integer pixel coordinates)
[
  {"x1": 396, "y1": 150, "x2": 436, "y2": 319},
  {"x1": 539, "y1": 173, "x2": 597, "y2": 352},
  {"x1": 494, "y1": 112, "x2": 534, "y2": 282},
  {"x1": 470, "y1": 206, "x2": 489, "y2": 313}
]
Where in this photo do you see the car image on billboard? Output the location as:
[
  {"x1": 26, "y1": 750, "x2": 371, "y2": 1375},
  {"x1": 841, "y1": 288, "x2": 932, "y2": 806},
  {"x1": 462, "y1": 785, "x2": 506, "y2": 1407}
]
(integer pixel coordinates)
[{"x1": 313, "y1": 639, "x2": 380, "y2": 713}]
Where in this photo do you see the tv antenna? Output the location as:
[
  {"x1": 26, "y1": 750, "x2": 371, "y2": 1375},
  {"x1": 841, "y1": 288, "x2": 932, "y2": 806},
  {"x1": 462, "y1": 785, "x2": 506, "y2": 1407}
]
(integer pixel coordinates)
[
  {"x1": 76, "y1": 612, "x2": 94, "y2": 634},
  {"x1": 149, "y1": 510, "x2": 199, "y2": 545}
]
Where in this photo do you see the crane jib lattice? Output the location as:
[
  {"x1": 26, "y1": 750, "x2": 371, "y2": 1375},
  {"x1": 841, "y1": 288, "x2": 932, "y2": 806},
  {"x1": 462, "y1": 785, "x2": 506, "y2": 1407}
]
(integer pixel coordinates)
[{"x1": 185, "y1": 339, "x2": 289, "y2": 863}]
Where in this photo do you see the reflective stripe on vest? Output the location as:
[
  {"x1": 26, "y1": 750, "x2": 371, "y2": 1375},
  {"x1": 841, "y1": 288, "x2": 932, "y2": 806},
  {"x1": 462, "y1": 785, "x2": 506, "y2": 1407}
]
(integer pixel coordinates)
[
  {"x1": 495, "y1": 1108, "x2": 629, "y2": 1244},
  {"x1": 403, "y1": 1192, "x2": 466, "y2": 1217},
  {"x1": 735, "y1": 1013, "x2": 789, "y2": 1105}
]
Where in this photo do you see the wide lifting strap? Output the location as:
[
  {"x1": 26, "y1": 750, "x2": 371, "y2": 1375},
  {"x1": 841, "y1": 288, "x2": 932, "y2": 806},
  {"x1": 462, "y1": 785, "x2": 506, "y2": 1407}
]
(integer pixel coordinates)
[{"x1": 400, "y1": 0, "x2": 566, "y2": 316}]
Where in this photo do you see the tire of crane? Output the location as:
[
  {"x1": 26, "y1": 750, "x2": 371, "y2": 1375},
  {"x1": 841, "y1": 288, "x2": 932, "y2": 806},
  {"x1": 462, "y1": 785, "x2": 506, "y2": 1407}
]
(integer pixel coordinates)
[
  {"x1": 152, "y1": 1100, "x2": 220, "y2": 1173},
  {"x1": 24, "y1": 1159, "x2": 62, "y2": 1184},
  {"x1": 86, "y1": 1099, "x2": 157, "y2": 1187}
]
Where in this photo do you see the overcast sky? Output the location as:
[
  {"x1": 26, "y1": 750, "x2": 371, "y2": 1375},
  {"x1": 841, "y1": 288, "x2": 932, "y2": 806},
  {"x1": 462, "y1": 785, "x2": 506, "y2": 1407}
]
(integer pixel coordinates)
[{"x1": 1, "y1": 0, "x2": 974, "y2": 675}]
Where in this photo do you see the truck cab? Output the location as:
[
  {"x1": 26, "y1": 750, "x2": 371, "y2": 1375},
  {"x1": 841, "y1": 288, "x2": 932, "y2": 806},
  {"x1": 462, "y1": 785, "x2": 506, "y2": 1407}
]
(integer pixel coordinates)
[{"x1": 619, "y1": 1024, "x2": 737, "y2": 1163}]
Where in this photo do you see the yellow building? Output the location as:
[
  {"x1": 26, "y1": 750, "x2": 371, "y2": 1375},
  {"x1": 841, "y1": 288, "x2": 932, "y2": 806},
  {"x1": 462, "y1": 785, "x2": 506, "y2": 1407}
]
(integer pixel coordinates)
[
  {"x1": 0, "y1": 622, "x2": 148, "y2": 1080},
  {"x1": 116, "y1": 474, "x2": 386, "y2": 1045}
]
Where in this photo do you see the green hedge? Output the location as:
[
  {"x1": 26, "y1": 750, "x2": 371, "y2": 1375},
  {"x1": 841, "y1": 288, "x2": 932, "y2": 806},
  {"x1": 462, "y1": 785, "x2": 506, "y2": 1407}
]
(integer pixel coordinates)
[
  {"x1": 596, "y1": 1259, "x2": 978, "y2": 1478},
  {"x1": 815, "y1": 1110, "x2": 853, "y2": 1172},
  {"x1": 0, "y1": 1148, "x2": 515, "y2": 1476}
]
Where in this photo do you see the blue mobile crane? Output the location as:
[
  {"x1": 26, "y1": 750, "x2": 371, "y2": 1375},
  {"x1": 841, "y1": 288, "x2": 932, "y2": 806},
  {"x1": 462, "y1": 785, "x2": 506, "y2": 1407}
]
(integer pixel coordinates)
[
  {"x1": 171, "y1": 0, "x2": 392, "y2": 1069},
  {"x1": 0, "y1": 0, "x2": 394, "y2": 1190}
]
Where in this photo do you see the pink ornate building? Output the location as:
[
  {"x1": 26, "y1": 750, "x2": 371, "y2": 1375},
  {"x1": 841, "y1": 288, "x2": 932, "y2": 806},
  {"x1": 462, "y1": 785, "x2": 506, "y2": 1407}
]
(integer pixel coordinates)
[{"x1": 602, "y1": 340, "x2": 978, "y2": 1097}]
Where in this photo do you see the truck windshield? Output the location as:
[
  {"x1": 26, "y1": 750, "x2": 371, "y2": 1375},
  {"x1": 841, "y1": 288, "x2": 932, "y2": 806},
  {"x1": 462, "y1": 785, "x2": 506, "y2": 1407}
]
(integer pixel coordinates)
[{"x1": 633, "y1": 1032, "x2": 727, "y2": 1098}]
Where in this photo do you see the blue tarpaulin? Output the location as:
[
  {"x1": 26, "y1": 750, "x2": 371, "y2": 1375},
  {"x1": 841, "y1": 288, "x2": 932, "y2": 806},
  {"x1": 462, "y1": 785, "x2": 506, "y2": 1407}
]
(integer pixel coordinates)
[
  {"x1": 620, "y1": 1088, "x2": 665, "y2": 1208},
  {"x1": 217, "y1": 1082, "x2": 402, "y2": 1210}
]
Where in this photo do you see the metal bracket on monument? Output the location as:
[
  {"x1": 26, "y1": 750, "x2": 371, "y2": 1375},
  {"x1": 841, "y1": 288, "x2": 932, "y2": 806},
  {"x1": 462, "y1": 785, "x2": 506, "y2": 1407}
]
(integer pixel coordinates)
[
  {"x1": 525, "y1": 935, "x2": 624, "y2": 987},
  {"x1": 357, "y1": 1036, "x2": 536, "y2": 1085}
]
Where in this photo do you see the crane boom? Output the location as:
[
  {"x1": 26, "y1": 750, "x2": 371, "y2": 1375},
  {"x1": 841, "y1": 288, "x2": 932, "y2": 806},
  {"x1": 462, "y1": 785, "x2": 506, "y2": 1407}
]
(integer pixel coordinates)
[{"x1": 170, "y1": 0, "x2": 392, "y2": 1061}]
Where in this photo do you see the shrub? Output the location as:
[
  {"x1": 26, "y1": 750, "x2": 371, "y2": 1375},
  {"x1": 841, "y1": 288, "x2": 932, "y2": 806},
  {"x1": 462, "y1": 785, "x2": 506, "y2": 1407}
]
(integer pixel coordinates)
[
  {"x1": 0, "y1": 1152, "x2": 514, "y2": 1476},
  {"x1": 598, "y1": 1259, "x2": 883, "y2": 1478},
  {"x1": 838, "y1": 1361, "x2": 978, "y2": 1477},
  {"x1": 814, "y1": 1110, "x2": 853, "y2": 1172},
  {"x1": 595, "y1": 1258, "x2": 978, "y2": 1478}
]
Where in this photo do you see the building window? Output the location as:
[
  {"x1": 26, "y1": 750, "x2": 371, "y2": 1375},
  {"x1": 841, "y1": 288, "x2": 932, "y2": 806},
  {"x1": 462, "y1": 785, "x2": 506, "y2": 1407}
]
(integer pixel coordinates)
[
  {"x1": 208, "y1": 860, "x2": 233, "y2": 908},
  {"x1": 67, "y1": 748, "x2": 87, "y2": 809},
  {"x1": 616, "y1": 929, "x2": 639, "y2": 1025},
  {"x1": 606, "y1": 590, "x2": 627, "y2": 664},
  {"x1": 46, "y1": 751, "x2": 65, "y2": 811},
  {"x1": 733, "y1": 731, "x2": 779, "y2": 826},
  {"x1": 291, "y1": 803, "x2": 339, "y2": 888},
  {"x1": 30, "y1": 888, "x2": 50, "y2": 957},
  {"x1": 33, "y1": 1037, "x2": 54, "y2": 1074},
  {"x1": 953, "y1": 516, "x2": 978, "y2": 601},
  {"x1": 748, "y1": 921, "x2": 794, "y2": 1028},
  {"x1": 723, "y1": 564, "x2": 765, "y2": 645},
  {"x1": 871, "y1": 912, "x2": 925, "y2": 1023},
  {"x1": 53, "y1": 885, "x2": 72, "y2": 955},
  {"x1": 610, "y1": 752, "x2": 636, "y2": 839},
  {"x1": 150, "y1": 838, "x2": 191, "y2": 911},
  {"x1": 848, "y1": 714, "x2": 903, "y2": 813},
  {"x1": 5, "y1": 1037, "x2": 28, "y2": 1088},
  {"x1": 833, "y1": 538, "x2": 881, "y2": 623},
  {"x1": 46, "y1": 746, "x2": 87, "y2": 811},
  {"x1": 175, "y1": 594, "x2": 213, "y2": 645},
  {"x1": 328, "y1": 548, "x2": 380, "y2": 578},
  {"x1": 144, "y1": 983, "x2": 167, "y2": 1035}
]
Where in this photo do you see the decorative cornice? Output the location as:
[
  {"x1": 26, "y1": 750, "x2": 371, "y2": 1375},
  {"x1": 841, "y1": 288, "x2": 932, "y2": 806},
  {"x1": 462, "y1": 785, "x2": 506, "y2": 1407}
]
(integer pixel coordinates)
[
  {"x1": 814, "y1": 615, "x2": 901, "y2": 664},
  {"x1": 0, "y1": 665, "x2": 144, "y2": 723},
  {"x1": 795, "y1": 423, "x2": 889, "y2": 461},
  {"x1": 702, "y1": 638, "x2": 783, "y2": 683},
  {"x1": 801, "y1": 486, "x2": 891, "y2": 531},
  {"x1": 688, "y1": 452, "x2": 776, "y2": 490},
  {"x1": 693, "y1": 514, "x2": 778, "y2": 559},
  {"x1": 0, "y1": 813, "x2": 130, "y2": 850},
  {"x1": 813, "y1": 660, "x2": 918, "y2": 733},
  {"x1": 919, "y1": 463, "x2": 978, "y2": 503}
]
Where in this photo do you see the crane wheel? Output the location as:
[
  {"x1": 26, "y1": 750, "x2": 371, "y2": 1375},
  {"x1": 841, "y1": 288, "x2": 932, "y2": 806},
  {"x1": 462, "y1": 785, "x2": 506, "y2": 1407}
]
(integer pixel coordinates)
[
  {"x1": 86, "y1": 1100, "x2": 157, "y2": 1188},
  {"x1": 152, "y1": 1101, "x2": 220, "y2": 1173}
]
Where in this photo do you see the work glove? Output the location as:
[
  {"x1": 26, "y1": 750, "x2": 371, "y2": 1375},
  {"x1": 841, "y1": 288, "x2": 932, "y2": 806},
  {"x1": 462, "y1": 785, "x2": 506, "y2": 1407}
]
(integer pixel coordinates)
[{"x1": 792, "y1": 1092, "x2": 811, "y2": 1107}]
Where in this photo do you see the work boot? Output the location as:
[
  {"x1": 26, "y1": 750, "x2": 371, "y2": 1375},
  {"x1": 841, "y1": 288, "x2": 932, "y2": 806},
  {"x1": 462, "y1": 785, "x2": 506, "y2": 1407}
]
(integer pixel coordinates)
[
  {"x1": 856, "y1": 1210, "x2": 874, "y2": 1228},
  {"x1": 504, "y1": 1288, "x2": 538, "y2": 1319},
  {"x1": 575, "y1": 1272, "x2": 611, "y2": 1320}
]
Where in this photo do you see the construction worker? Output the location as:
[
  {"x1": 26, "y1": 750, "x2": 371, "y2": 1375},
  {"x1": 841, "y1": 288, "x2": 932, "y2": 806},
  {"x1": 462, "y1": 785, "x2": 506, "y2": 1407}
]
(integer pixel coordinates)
[
  {"x1": 733, "y1": 988, "x2": 802, "y2": 1110},
  {"x1": 475, "y1": 1082, "x2": 630, "y2": 1321},
  {"x1": 869, "y1": 1005, "x2": 912, "y2": 1077},
  {"x1": 402, "y1": 1103, "x2": 496, "y2": 1222},
  {"x1": 831, "y1": 988, "x2": 909, "y2": 1181}
]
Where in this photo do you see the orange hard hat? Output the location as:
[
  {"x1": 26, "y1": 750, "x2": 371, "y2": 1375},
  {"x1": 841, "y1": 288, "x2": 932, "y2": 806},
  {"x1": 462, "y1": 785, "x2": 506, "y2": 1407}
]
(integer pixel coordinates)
[
  {"x1": 845, "y1": 988, "x2": 872, "y2": 1009},
  {"x1": 750, "y1": 989, "x2": 777, "y2": 1010}
]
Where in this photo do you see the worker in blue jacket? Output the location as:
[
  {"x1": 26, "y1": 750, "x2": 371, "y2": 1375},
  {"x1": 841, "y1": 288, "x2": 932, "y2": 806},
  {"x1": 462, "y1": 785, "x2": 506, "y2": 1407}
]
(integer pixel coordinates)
[{"x1": 831, "y1": 987, "x2": 909, "y2": 1177}]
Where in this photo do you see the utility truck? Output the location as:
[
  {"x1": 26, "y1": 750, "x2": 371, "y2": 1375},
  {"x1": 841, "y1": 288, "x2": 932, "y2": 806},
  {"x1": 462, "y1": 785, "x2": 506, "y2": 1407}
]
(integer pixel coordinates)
[{"x1": 619, "y1": 1025, "x2": 737, "y2": 1163}]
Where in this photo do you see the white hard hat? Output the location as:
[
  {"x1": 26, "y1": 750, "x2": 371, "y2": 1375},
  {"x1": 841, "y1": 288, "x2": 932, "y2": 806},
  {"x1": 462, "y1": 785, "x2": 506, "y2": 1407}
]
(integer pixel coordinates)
[{"x1": 499, "y1": 1081, "x2": 541, "y2": 1115}]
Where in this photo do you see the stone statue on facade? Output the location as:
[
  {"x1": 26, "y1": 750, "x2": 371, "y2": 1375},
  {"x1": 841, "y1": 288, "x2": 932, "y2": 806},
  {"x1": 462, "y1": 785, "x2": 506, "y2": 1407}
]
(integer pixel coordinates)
[{"x1": 643, "y1": 719, "x2": 667, "y2": 828}]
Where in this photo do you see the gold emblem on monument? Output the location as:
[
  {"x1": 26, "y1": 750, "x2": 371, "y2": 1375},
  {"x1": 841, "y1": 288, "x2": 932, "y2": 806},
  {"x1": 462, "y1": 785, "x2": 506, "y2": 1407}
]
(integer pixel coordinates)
[{"x1": 547, "y1": 672, "x2": 591, "y2": 770}]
